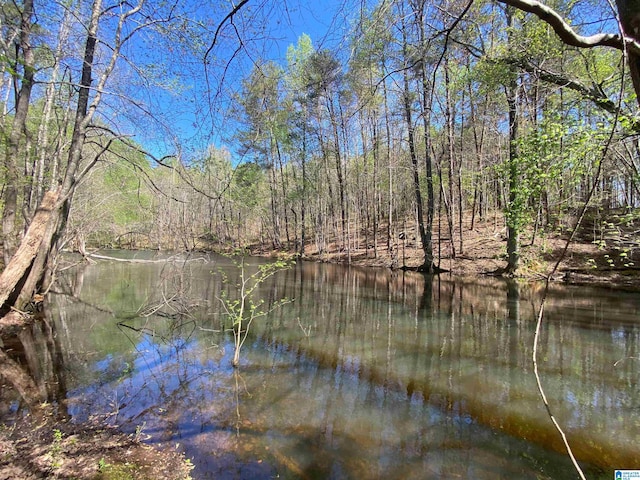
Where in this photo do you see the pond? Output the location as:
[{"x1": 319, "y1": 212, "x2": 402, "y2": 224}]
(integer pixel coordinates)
[{"x1": 1, "y1": 251, "x2": 639, "y2": 479}]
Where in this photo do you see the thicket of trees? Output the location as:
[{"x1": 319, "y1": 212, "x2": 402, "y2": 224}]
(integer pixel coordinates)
[{"x1": 1, "y1": 0, "x2": 640, "y2": 316}]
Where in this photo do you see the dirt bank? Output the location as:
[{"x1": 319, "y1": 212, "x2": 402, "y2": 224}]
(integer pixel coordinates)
[
  {"x1": 0, "y1": 407, "x2": 193, "y2": 480},
  {"x1": 252, "y1": 212, "x2": 640, "y2": 292}
]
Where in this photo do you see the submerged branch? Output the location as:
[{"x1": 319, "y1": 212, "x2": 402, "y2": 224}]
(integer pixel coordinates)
[{"x1": 86, "y1": 253, "x2": 208, "y2": 264}]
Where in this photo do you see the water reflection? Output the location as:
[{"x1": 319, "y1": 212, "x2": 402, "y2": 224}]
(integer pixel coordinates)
[
  {"x1": 2, "y1": 254, "x2": 639, "y2": 479},
  {"x1": 0, "y1": 309, "x2": 68, "y2": 414}
]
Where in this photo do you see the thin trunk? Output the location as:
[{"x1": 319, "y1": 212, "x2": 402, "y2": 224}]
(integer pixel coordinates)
[
  {"x1": 268, "y1": 166, "x2": 281, "y2": 249},
  {"x1": 0, "y1": 73, "x2": 12, "y2": 128},
  {"x1": 300, "y1": 122, "x2": 307, "y2": 256},
  {"x1": 383, "y1": 70, "x2": 394, "y2": 254},
  {"x1": 438, "y1": 159, "x2": 443, "y2": 267},
  {"x1": 399, "y1": 7, "x2": 430, "y2": 271},
  {"x1": 61, "y1": 0, "x2": 103, "y2": 194},
  {"x1": 359, "y1": 111, "x2": 370, "y2": 258},
  {"x1": 32, "y1": 4, "x2": 73, "y2": 212},
  {"x1": 317, "y1": 130, "x2": 336, "y2": 239},
  {"x1": 328, "y1": 96, "x2": 347, "y2": 256},
  {"x1": 372, "y1": 114, "x2": 379, "y2": 259},
  {"x1": 274, "y1": 137, "x2": 291, "y2": 248},
  {"x1": 401, "y1": 45, "x2": 429, "y2": 271},
  {"x1": 457, "y1": 87, "x2": 464, "y2": 254},
  {"x1": 338, "y1": 100, "x2": 351, "y2": 263},
  {"x1": 0, "y1": 25, "x2": 19, "y2": 131},
  {"x1": 468, "y1": 68, "x2": 488, "y2": 231},
  {"x1": 505, "y1": 6, "x2": 520, "y2": 275},
  {"x1": 415, "y1": 1, "x2": 436, "y2": 272},
  {"x1": 52, "y1": 0, "x2": 108, "y2": 265},
  {"x1": 2, "y1": 0, "x2": 35, "y2": 265},
  {"x1": 444, "y1": 59, "x2": 456, "y2": 259}
]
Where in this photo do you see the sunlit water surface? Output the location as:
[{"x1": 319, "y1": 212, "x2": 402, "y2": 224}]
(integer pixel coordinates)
[{"x1": 4, "y1": 251, "x2": 640, "y2": 479}]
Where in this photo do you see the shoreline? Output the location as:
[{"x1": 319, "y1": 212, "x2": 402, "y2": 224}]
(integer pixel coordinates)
[
  {"x1": 0, "y1": 407, "x2": 193, "y2": 480},
  {"x1": 2, "y1": 232, "x2": 639, "y2": 479}
]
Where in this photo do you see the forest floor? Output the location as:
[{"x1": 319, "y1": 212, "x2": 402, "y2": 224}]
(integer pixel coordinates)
[
  {"x1": 0, "y1": 406, "x2": 193, "y2": 479},
  {"x1": 254, "y1": 208, "x2": 640, "y2": 291}
]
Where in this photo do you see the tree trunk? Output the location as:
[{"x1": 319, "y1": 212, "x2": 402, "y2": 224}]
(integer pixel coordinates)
[
  {"x1": 0, "y1": 190, "x2": 59, "y2": 313},
  {"x1": 328, "y1": 97, "x2": 347, "y2": 255},
  {"x1": 275, "y1": 136, "x2": 291, "y2": 248},
  {"x1": 402, "y1": 62, "x2": 430, "y2": 272},
  {"x1": 616, "y1": 0, "x2": 640, "y2": 105},
  {"x1": 416, "y1": 6, "x2": 437, "y2": 273},
  {"x1": 300, "y1": 122, "x2": 307, "y2": 256},
  {"x1": 371, "y1": 113, "x2": 379, "y2": 259},
  {"x1": 2, "y1": 0, "x2": 35, "y2": 266},
  {"x1": 383, "y1": 71, "x2": 394, "y2": 255},
  {"x1": 444, "y1": 59, "x2": 457, "y2": 259},
  {"x1": 398, "y1": 10, "x2": 431, "y2": 272},
  {"x1": 505, "y1": 6, "x2": 521, "y2": 275},
  {"x1": 31, "y1": 3, "x2": 73, "y2": 214}
]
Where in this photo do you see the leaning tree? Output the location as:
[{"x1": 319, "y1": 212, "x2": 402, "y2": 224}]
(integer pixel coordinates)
[
  {"x1": 0, "y1": 0, "x2": 252, "y2": 328},
  {"x1": 0, "y1": 0, "x2": 154, "y2": 325}
]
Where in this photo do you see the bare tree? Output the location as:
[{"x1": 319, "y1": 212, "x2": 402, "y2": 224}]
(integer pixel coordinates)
[
  {"x1": 2, "y1": 0, "x2": 35, "y2": 266},
  {"x1": 0, "y1": 0, "x2": 169, "y2": 319}
]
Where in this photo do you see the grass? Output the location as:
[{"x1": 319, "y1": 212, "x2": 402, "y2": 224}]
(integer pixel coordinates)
[{"x1": 95, "y1": 459, "x2": 138, "y2": 480}]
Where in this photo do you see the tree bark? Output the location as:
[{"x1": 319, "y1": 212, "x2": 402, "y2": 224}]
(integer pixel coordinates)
[
  {"x1": 0, "y1": 190, "x2": 59, "y2": 312},
  {"x1": 2, "y1": 0, "x2": 35, "y2": 266},
  {"x1": 615, "y1": 0, "x2": 640, "y2": 105},
  {"x1": 444, "y1": 59, "x2": 457, "y2": 259},
  {"x1": 505, "y1": 7, "x2": 521, "y2": 275},
  {"x1": 401, "y1": 43, "x2": 430, "y2": 271},
  {"x1": 415, "y1": 2, "x2": 438, "y2": 273},
  {"x1": 497, "y1": 0, "x2": 635, "y2": 50}
]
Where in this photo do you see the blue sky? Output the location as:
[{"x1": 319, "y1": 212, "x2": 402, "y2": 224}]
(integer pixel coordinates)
[
  {"x1": 120, "y1": 0, "x2": 358, "y2": 164},
  {"x1": 28, "y1": 0, "x2": 626, "y2": 167},
  {"x1": 111, "y1": 0, "x2": 621, "y2": 164}
]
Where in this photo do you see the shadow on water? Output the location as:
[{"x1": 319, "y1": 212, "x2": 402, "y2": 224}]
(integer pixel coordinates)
[{"x1": 2, "y1": 254, "x2": 638, "y2": 479}]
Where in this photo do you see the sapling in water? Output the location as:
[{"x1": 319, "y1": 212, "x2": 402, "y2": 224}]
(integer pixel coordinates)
[{"x1": 218, "y1": 252, "x2": 293, "y2": 367}]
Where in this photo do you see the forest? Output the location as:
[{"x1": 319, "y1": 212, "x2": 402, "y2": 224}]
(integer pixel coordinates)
[
  {"x1": 2, "y1": 2, "x2": 640, "y2": 478},
  {"x1": 1, "y1": 0, "x2": 640, "y2": 316}
]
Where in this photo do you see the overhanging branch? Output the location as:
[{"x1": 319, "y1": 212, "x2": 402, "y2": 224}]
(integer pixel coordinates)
[
  {"x1": 512, "y1": 58, "x2": 620, "y2": 114},
  {"x1": 496, "y1": 0, "x2": 640, "y2": 54}
]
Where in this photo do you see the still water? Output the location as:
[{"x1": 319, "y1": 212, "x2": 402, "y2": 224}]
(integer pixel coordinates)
[{"x1": 3, "y1": 251, "x2": 640, "y2": 479}]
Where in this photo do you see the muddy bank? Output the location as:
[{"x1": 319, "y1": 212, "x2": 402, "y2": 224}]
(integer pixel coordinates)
[{"x1": 0, "y1": 407, "x2": 193, "y2": 480}]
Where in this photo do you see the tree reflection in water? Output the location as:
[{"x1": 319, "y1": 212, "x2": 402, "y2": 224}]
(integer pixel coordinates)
[
  {"x1": 5, "y1": 255, "x2": 638, "y2": 479},
  {"x1": 0, "y1": 309, "x2": 68, "y2": 414}
]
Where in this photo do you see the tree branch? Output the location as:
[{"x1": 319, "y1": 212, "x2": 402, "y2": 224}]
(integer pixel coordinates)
[
  {"x1": 204, "y1": 0, "x2": 251, "y2": 65},
  {"x1": 496, "y1": 0, "x2": 640, "y2": 54},
  {"x1": 510, "y1": 58, "x2": 620, "y2": 114}
]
